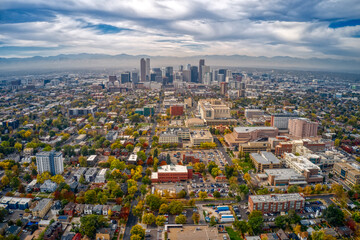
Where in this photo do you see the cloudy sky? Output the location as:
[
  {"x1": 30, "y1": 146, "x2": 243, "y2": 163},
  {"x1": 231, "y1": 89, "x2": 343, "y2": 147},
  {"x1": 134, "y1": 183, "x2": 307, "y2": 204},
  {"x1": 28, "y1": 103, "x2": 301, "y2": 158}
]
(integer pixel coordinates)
[{"x1": 0, "y1": 0, "x2": 360, "y2": 59}]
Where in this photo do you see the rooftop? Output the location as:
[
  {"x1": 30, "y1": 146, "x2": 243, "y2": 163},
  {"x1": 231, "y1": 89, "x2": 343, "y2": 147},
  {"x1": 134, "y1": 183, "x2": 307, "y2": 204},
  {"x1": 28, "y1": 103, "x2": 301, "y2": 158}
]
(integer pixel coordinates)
[
  {"x1": 251, "y1": 151, "x2": 280, "y2": 165},
  {"x1": 234, "y1": 126, "x2": 277, "y2": 133},
  {"x1": 250, "y1": 193, "x2": 304, "y2": 203}
]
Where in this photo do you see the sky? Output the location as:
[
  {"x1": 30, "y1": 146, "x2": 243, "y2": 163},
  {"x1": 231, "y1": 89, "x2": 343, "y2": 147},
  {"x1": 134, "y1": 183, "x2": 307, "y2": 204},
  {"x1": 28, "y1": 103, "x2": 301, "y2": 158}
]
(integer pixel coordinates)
[{"x1": 0, "y1": 0, "x2": 360, "y2": 60}]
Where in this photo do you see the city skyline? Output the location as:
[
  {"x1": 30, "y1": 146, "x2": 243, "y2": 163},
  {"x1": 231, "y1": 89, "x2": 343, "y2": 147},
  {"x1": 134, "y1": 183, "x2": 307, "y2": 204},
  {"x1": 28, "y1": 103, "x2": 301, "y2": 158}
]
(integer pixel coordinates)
[{"x1": 0, "y1": 0, "x2": 360, "y2": 62}]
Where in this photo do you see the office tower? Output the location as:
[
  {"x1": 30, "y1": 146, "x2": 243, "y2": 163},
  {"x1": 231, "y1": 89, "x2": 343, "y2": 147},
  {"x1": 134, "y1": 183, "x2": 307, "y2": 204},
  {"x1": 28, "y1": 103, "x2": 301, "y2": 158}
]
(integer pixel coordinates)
[
  {"x1": 201, "y1": 65, "x2": 210, "y2": 83},
  {"x1": 220, "y1": 82, "x2": 228, "y2": 95},
  {"x1": 152, "y1": 68, "x2": 163, "y2": 82},
  {"x1": 146, "y1": 58, "x2": 150, "y2": 80},
  {"x1": 140, "y1": 58, "x2": 146, "y2": 82},
  {"x1": 179, "y1": 65, "x2": 184, "y2": 71},
  {"x1": 182, "y1": 70, "x2": 191, "y2": 82},
  {"x1": 164, "y1": 67, "x2": 174, "y2": 84},
  {"x1": 186, "y1": 64, "x2": 191, "y2": 70},
  {"x1": 190, "y1": 66, "x2": 198, "y2": 83},
  {"x1": 109, "y1": 76, "x2": 117, "y2": 83},
  {"x1": 203, "y1": 72, "x2": 212, "y2": 85},
  {"x1": 212, "y1": 70, "x2": 218, "y2": 82},
  {"x1": 36, "y1": 150, "x2": 64, "y2": 175},
  {"x1": 131, "y1": 72, "x2": 139, "y2": 84},
  {"x1": 121, "y1": 72, "x2": 131, "y2": 84},
  {"x1": 199, "y1": 59, "x2": 205, "y2": 83},
  {"x1": 218, "y1": 69, "x2": 227, "y2": 79},
  {"x1": 217, "y1": 73, "x2": 225, "y2": 82}
]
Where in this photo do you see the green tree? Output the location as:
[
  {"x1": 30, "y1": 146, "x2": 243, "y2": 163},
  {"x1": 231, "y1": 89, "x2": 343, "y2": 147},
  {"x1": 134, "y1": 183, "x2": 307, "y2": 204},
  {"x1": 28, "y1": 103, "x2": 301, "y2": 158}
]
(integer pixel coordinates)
[
  {"x1": 175, "y1": 214, "x2": 187, "y2": 224},
  {"x1": 275, "y1": 215, "x2": 287, "y2": 229},
  {"x1": 248, "y1": 210, "x2": 264, "y2": 235},
  {"x1": 233, "y1": 220, "x2": 248, "y2": 235},
  {"x1": 323, "y1": 205, "x2": 344, "y2": 226},
  {"x1": 14, "y1": 142, "x2": 22, "y2": 152},
  {"x1": 156, "y1": 215, "x2": 167, "y2": 226},
  {"x1": 199, "y1": 191, "x2": 207, "y2": 199},
  {"x1": 84, "y1": 190, "x2": 97, "y2": 204},
  {"x1": 213, "y1": 191, "x2": 221, "y2": 198},
  {"x1": 192, "y1": 212, "x2": 200, "y2": 224},
  {"x1": 145, "y1": 194, "x2": 162, "y2": 211},
  {"x1": 159, "y1": 204, "x2": 169, "y2": 214},
  {"x1": 210, "y1": 216, "x2": 216, "y2": 226},
  {"x1": 130, "y1": 225, "x2": 145, "y2": 239},
  {"x1": 143, "y1": 213, "x2": 156, "y2": 225},
  {"x1": 79, "y1": 156, "x2": 87, "y2": 167},
  {"x1": 287, "y1": 185, "x2": 299, "y2": 193},
  {"x1": 80, "y1": 214, "x2": 107, "y2": 239},
  {"x1": 168, "y1": 201, "x2": 184, "y2": 215}
]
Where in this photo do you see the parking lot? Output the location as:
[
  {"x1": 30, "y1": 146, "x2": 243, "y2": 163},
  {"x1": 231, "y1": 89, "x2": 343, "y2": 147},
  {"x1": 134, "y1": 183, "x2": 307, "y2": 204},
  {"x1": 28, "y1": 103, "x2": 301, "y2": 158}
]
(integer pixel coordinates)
[
  {"x1": 189, "y1": 182, "x2": 230, "y2": 198},
  {"x1": 166, "y1": 208, "x2": 197, "y2": 224},
  {"x1": 159, "y1": 150, "x2": 227, "y2": 170}
]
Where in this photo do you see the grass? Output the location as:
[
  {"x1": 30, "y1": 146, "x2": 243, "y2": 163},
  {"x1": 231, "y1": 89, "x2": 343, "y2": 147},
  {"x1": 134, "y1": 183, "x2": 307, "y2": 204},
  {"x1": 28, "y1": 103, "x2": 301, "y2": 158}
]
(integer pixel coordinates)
[
  {"x1": 237, "y1": 161, "x2": 254, "y2": 173},
  {"x1": 226, "y1": 227, "x2": 243, "y2": 240}
]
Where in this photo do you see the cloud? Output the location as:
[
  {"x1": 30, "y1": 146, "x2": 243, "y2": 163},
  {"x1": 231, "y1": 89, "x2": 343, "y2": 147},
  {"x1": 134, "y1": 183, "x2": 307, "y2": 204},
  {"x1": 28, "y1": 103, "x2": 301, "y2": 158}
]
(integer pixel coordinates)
[{"x1": 0, "y1": 0, "x2": 359, "y2": 60}]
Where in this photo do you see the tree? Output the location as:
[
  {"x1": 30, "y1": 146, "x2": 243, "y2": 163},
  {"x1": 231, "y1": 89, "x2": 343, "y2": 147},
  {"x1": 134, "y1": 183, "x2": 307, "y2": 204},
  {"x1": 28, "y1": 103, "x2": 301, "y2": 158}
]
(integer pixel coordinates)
[
  {"x1": 80, "y1": 214, "x2": 107, "y2": 239},
  {"x1": 175, "y1": 214, "x2": 187, "y2": 224},
  {"x1": 145, "y1": 194, "x2": 162, "y2": 211},
  {"x1": 192, "y1": 212, "x2": 200, "y2": 224},
  {"x1": 315, "y1": 184, "x2": 323, "y2": 193},
  {"x1": 79, "y1": 156, "x2": 87, "y2": 167},
  {"x1": 79, "y1": 175, "x2": 86, "y2": 184},
  {"x1": 130, "y1": 225, "x2": 145, "y2": 239},
  {"x1": 132, "y1": 201, "x2": 144, "y2": 218},
  {"x1": 1, "y1": 176, "x2": 10, "y2": 186},
  {"x1": 133, "y1": 131, "x2": 139, "y2": 139},
  {"x1": 84, "y1": 190, "x2": 97, "y2": 204},
  {"x1": 322, "y1": 205, "x2": 344, "y2": 226},
  {"x1": 233, "y1": 220, "x2": 248, "y2": 235},
  {"x1": 177, "y1": 190, "x2": 187, "y2": 198},
  {"x1": 130, "y1": 235, "x2": 142, "y2": 240},
  {"x1": 248, "y1": 210, "x2": 263, "y2": 235},
  {"x1": 10, "y1": 177, "x2": 20, "y2": 189},
  {"x1": 210, "y1": 216, "x2": 216, "y2": 226},
  {"x1": 159, "y1": 204, "x2": 169, "y2": 214},
  {"x1": 243, "y1": 173, "x2": 251, "y2": 182},
  {"x1": 51, "y1": 175, "x2": 64, "y2": 184},
  {"x1": 156, "y1": 215, "x2": 166, "y2": 226},
  {"x1": 194, "y1": 162, "x2": 205, "y2": 173},
  {"x1": 199, "y1": 191, "x2": 207, "y2": 199},
  {"x1": 294, "y1": 225, "x2": 302, "y2": 235},
  {"x1": 143, "y1": 213, "x2": 156, "y2": 225},
  {"x1": 287, "y1": 185, "x2": 299, "y2": 193},
  {"x1": 334, "y1": 139, "x2": 340, "y2": 147},
  {"x1": 168, "y1": 201, "x2": 184, "y2": 215},
  {"x1": 287, "y1": 210, "x2": 301, "y2": 224},
  {"x1": 14, "y1": 142, "x2": 22, "y2": 152},
  {"x1": 137, "y1": 151, "x2": 146, "y2": 161},
  {"x1": 275, "y1": 215, "x2": 287, "y2": 229},
  {"x1": 213, "y1": 191, "x2": 221, "y2": 198}
]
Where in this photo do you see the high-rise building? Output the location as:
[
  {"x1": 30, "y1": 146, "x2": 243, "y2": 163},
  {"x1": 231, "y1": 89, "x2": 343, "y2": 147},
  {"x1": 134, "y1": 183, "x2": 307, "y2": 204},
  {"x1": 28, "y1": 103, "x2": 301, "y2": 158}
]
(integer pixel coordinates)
[
  {"x1": 220, "y1": 82, "x2": 228, "y2": 95},
  {"x1": 218, "y1": 69, "x2": 227, "y2": 80},
  {"x1": 140, "y1": 58, "x2": 146, "y2": 82},
  {"x1": 179, "y1": 65, "x2": 184, "y2": 71},
  {"x1": 109, "y1": 76, "x2": 117, "y2": 82},
  {"x1": 165, "y1": 67, "x2": 174, "y2": 84},
  {"x1": 182, "y1": 70, "x2": 191, "y2": 82},
  {"x1": 146, "y1": 58, "x2": 150, "y2": 81},
  {"x1": 131, "y1": 72, "x2": 139, "y2": 84},
  {"x1": 36, "y1": 150, "x2": 64, "y2": 175},
  {"x1": 152, "y1": 68, "x2": 163, "y2": 82},
  {"x1": 270, "y1": 113, "x2": 298, "y2": 130},
  {"x1": 199, "y1": 59, "x2": 205, "y2": 83},
  {"x1": 201, "y1": 65, "x2": 210, "y2": 83},
  {"x1": 187, "y1": 64, "x2": 191, "y2": 70},
  {"x1": 120, "y1": 72, "x2": 131, "y2": 84},
  {"x1": 190, "y1": 66, "x2": 198, "y2": 83},
  {"x1": 288, "y1": 118, "x2": 318, "y2": 138}
]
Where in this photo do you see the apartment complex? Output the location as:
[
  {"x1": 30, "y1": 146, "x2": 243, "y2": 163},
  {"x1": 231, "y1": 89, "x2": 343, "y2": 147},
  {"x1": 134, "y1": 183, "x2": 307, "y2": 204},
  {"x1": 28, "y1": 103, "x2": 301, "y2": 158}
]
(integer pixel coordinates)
[
  {"x1": 198, "y1": 99, "x2": 237, "y2": 125},
  {"x1": 68, "y1": 105, "x2": 97, "y2": 117},
  {"x1": 248, "y1": 193, "x2": 305, "y2": 213},
  {"x1": 288, "y1": 118, "x2": 318, "y2": 138},
  {"x1": 36, "y1": 150, "x2": 64, "y2": 175},
  {"x1": 151, "y1": 165, "x2": 193, "y2": 183},
  {"x1": 32, "y1": 198, "x2": 52, "y2": 218},
  {"x1": 159, "y1": 128, "x2": 190, "y2": 144},
  {"x1": 239, "y1": 142, "x2": 271, "y2": 153},
  {"x1": 225, "y1": 127, "x2": 278, "y2": 147},
  {"x1": 250, "y1": 151, "x2": 281, "y2": 173},
  {"x1": 333, "y1": 162, "x2": 360, "y2": 186},
  {"x1": 283, "y1": 153, "x2": 323, "y2": 184}
]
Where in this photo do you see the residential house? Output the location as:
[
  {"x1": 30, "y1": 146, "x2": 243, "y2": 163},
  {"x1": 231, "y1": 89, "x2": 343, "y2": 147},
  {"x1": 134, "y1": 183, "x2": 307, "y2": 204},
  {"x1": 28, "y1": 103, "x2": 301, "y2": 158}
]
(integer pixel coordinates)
[
  {"x1": 84, "y1": 204, "x2": 93, "y2": 215},
  {"x1": 102, "y1": 205, "x2": 110, "y2": 216},
  {"x1": 32, "y1": 198, "x2": 52, "y2": 218},
  {"x1": 63, "y1": 202, "x2": 76, "y2": 216},
  {"x1": 40, "y1": 180, "x2": 58, "y2": 193},
  {"x1": 75, "y1": 204, "x2": 85, "y2": 216},
  {"x1": 93, "y1": 205, "x2": 103, "y2": 215},
  {"x1": 51, "y1": 201, "x2": 62, "y2": 215},
  {"x1": 44, "y1": 221, "x2": 62, "y2": 240}
]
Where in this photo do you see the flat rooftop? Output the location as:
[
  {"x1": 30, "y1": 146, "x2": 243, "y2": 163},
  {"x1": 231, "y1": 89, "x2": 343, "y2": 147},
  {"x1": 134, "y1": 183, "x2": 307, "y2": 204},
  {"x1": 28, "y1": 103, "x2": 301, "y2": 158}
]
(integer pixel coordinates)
[
  {"x1": 251, "y1": 151, "x2": 280, "y2": 165},
  {"x1": 234, "y1": 126, "x2": 277, "y2": 133},
  {"x1": 264, "y1": 168, "x2": 306, "y2": 182},
  {"x1": 250, "y1": 193, "x2": 304, "y2": 203},
  {"x1": 158, "y1": 165, "x2": 188, "y2": 173},
  {"x1": 167, "y1": 225, "x2": 228, "y2": 240}
]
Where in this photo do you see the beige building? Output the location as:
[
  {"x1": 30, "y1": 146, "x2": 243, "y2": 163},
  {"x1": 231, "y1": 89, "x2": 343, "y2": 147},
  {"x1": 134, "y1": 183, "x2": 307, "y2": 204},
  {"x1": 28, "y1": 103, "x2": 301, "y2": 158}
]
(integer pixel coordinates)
[
  {"x1": 185, "y1": 118, "x2": 205, "y2": 128},
  {"x1": 250, "y1": 151, "x2": 281, "y2": 173},
  {"x1": 225, "y1": 126, "x2": 278, "y2": 147},
  {"x1": 190, "y1": 129, "x2": 213, "y2": 146},
  {"x1": 32, "y1": 198, "x2": 52, "y2": 218},
  {"x1": 198, "y1": 99, "x2": 237, "y2": 126},
  {"x1": 288, "y1": 118, "x2": 318, "y2": 138},
  {"x1": 239, "y1": 142, "x2": 271, "y2": 153},
  {"x1": 158, "y1": 128, "x2": 190, "y2": 144},
  {"x1": 333, "y1": 162, "x2": 360, "y2": 186}
]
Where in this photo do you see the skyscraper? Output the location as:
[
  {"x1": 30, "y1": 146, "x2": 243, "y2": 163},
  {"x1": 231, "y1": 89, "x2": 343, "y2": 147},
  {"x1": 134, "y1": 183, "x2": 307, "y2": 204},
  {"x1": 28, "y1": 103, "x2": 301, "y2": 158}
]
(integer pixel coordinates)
[
  {"x1": 131, "y1": 72, "x2": 139, "y2": 84},
  {"x1": 165, "y1": 67, "x2": 174, "y2": 84},
  {"x1": 140, "y1": 58, "x2": 146, "y2": 82},
  {"x1": 220, "y1": 82, "x2": 229, "y2": 95},
  {"x1": 146, "y1": 58, "x2": 150, "y2": 81},
  {"x1": 199, "y1": 59, "x2": 205, "y2": 83},
  {"x1": 36, "y1": 150, "x2": 64, "y2": 175},
  {"x1": 201, "y1": 65, "x2": 210, "y2": 83},
  {"x1": 121, "y1": 72, "x2": 131, "y2": 84},
  {"x1": 190, "y1": 66, "x2": 198, "y2": 83}
]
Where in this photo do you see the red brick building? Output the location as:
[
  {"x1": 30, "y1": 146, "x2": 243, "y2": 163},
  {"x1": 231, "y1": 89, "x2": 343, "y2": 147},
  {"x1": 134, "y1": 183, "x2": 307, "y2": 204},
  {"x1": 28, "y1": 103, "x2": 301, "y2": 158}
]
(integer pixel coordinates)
[
  {"x1": 170, "y1": 105, "x2": 184, "y2": 116},
  {"x1": 248, "y1": 193, "x2": 305, "y2": 214},
  {"x1": 183, "y1": 153, "x2": 200, "y2": 164},
  {"x1": 151, "y1": 165, "x2": 193, "y2": 183}
]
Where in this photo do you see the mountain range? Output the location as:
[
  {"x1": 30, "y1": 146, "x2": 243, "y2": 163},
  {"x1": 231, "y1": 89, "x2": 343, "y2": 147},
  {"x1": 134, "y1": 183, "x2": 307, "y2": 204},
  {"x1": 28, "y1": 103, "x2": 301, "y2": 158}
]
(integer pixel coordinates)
[{"x1": 0, "y1": 53, "x2": 360, "y2": 75}]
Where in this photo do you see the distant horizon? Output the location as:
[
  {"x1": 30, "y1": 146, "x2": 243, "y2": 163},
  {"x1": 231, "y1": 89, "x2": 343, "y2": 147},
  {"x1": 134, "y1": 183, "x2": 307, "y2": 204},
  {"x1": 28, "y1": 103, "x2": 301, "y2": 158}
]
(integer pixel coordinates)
[{"x1": 1, "y1": 0, "x2": 360, "y2": 62}]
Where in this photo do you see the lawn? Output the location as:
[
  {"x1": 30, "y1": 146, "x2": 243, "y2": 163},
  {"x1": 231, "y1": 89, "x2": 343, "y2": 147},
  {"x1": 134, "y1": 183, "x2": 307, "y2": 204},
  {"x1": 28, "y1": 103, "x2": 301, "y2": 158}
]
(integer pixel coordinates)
[
  {"x1": 237, "y1": 161, "x2": 254, "y2": 173},
  {"x1": 226, "y1": 227, "x2": 243, "y2": 240}
]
